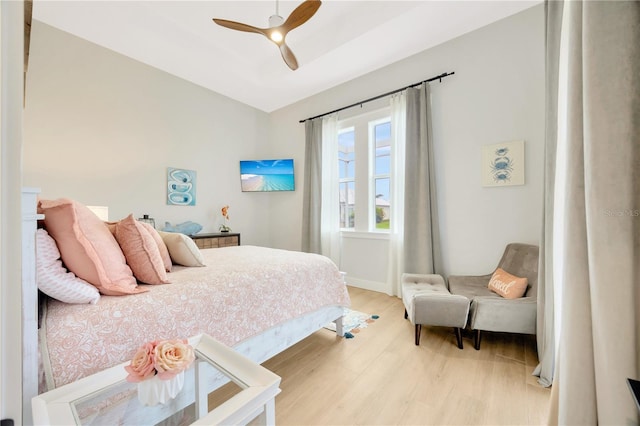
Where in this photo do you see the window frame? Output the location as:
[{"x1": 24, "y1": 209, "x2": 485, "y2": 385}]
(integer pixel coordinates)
[
  {"x1": 336, "y1": 107, "x2": 391, "y2": 233},
  {"x1": 338, "y1": 126, "x2": 356, "y2": 229},
  {"x1": 369, "y1": 117, "x2": 392, "y2": 232}
]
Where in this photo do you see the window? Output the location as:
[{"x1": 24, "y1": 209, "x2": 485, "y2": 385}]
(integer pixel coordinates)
[
  {"x1": 338, "y1": 128, "x2": 355, "y2": 228},
  {"x1": 337, "y1": 109, "x2": 392, "y2": 232},
  {"x1": 372, "y1": 120, "x2": 391, "y2": 230}
]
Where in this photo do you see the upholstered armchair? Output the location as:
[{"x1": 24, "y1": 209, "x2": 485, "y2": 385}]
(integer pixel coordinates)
[{"x1": 448, "y1": 243, "x2": 539, "y2": 349}]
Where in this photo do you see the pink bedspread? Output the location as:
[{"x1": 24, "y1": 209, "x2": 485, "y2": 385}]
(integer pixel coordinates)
[{"x1": 41, "y1": 245, "x2": 350, "y2": 389}]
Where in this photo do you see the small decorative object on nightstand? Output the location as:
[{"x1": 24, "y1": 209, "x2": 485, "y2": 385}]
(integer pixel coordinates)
[
  {"x1": 162, "y1": 221, "x2": 203, "y2": 236},
  {"x1": 219, "y1": 205, "x2": 231, "y2": 232},
  {"x1": 137, "y1": 214, "x2": 156, "y2": 229}
]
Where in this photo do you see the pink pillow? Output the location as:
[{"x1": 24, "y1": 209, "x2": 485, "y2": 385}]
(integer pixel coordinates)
[
  {"x1": 36, "y1": 229, "x2": 100, "y2": 304},
  {"x1": 139, "y1": 222, "x2": 172, "y2": 272},
  {"x1": 107, "y1": 219, "x2": 171, "y2": 272},
  {"x1": 38, "y1": 198, "x2": 146, "y2": 296},
  {"x1": 488, "y1": 268, "x2": 528, "y2": 299},
  {"x1": 114, "y1": 215, "x2": 169, "y2": 285}
]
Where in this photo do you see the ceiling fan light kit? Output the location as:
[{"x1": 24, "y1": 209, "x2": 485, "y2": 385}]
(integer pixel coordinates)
[{"x1": 213, "y1": 0, "x2": 321, "y2": 71}]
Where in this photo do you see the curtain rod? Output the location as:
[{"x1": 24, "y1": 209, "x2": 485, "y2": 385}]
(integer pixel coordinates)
[{"x1": 299, "y1": 71, "x2": 455, "y2": 123}]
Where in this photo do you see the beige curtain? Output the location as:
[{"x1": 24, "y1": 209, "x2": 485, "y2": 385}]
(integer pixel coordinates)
[
  {"x1": 302, "y1": 119, "x2": 323, "y2": 253},
  {"x1": 387, "y1": 92, "x2": 407, "y2": 296},
  {"x1": 319, "y1": 116, "x2": 341, "y2": 265},
  {"x1": 403, "y1": 85, "x2": 442, "y2": 276},
  {"x1": 302, "y1": 116, "x2": 341, "y2": 264},
  {"x1": 547, "y1": 1, "x2": 640, "y2": 424},
  {"x1": 533, "y1": 0, "x2": 564, "y2": 389}
]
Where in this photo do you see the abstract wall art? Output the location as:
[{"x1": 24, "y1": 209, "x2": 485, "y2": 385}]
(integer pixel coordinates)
[
  {"x1": 482, "y1": 140, "x2": 525, "y2": 187},
  {"x1": 167, "y1": 167, "x2": 196, "y2": 206}
]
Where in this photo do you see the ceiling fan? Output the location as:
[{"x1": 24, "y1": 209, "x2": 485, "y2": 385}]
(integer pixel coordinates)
[{"x1": 213, "y1": 0, "x2": 321, "y2": 71}]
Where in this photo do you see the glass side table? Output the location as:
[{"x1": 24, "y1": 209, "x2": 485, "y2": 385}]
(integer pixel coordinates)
[{"x1": 32, "y1": 334, "x2": 281, "y2": 425}]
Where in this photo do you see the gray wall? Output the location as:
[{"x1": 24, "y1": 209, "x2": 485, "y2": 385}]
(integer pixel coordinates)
[
  {"x1": 24, "y1": 21, "x2": 273, "y2": 246},
  {"x1": 268, "y1": 5, "x2": 545, "y2": 292}
]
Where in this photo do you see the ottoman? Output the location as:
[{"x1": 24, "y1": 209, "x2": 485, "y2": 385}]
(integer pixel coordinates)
[{"x1": 401, "y1": 273, "x2": 470, "y2": 349}]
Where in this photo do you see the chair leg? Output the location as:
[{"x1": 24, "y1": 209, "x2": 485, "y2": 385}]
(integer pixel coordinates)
[
  {"x1": 404, "y1": 309, "x2": 408, "y2": 320},
  {"x1": 415, "y1": 324, "x2": 422, "y2": 345},
  {"x1": 455, "y1": 328, "x2": 463, "y2": 349},
  {"x1": 474, "y1": 330, "x2": 482, "y2": 350}
]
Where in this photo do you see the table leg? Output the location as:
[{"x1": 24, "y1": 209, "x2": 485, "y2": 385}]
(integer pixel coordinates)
[{"x1": 195, "y1": 360, "x2": 208, "y2": 419}]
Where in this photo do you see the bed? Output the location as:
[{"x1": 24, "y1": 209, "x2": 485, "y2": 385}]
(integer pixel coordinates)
[{"x1": 21, "y1": 189, "x2": 350, "y2": 423}]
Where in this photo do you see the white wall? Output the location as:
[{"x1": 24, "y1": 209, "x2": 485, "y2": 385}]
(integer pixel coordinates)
[
  {"x1": 24, "y1": 21, "x2": 274, "y2": 247},
  {"x1": 268, "y1": 5, "x2": 545, "y2": 293}
]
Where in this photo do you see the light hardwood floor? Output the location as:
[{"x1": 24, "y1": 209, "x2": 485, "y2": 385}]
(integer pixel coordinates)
[{"x1": 213, "y1": 286, "x2": 551, "y2": 425}]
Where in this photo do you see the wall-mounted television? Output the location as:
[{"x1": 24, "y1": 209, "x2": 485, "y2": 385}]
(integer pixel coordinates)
[{"x1": 240, "y1": 159, "x2": 295, "y2": 192}]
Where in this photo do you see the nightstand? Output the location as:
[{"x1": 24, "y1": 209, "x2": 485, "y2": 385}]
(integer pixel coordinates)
[{"x1": 190, "y1": 232, "x2": 240, "y2": 249}]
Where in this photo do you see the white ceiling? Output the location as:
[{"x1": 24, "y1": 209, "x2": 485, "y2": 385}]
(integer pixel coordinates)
[{"x1": 33, "y1": 0, "x2": 541, "y2": 112}]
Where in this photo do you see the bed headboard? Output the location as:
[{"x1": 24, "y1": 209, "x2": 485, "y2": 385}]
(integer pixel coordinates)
[{"x1": 22, "y1": 187, "x2": 43, "y2": 425}]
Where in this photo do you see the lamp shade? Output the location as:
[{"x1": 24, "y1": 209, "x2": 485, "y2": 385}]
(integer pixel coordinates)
[{"x1": 86, "y1": 206, "x2": 109, "y2": 221}]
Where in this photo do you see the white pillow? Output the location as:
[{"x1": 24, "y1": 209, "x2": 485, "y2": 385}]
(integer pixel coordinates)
[
  {"x1": 158, "y1": 231, "x2": 205, "y2": 267},
  {"x1": 36, "y1": 229, "x2": 100, "y2": 304}
]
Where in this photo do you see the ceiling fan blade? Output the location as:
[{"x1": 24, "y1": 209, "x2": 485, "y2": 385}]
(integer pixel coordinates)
[
  {"x1": 212, "y1": 18, "x2": 267, "y2": 37},
  {"x1": 279, "y1": 43, "x2": 299, "y2": 70},
  {"x1": 282, "y1": 0, "x2": 321, "y2": 33}
]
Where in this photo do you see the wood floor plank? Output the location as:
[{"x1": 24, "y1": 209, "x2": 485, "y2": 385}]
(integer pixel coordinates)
[{"x1": 247, "y1": 286, "x2": 550, "y2": 425}]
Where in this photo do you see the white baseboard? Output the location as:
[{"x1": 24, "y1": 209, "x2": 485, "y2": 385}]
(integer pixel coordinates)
[{"x1": 344, "y1": 276, "x2": 392, "y2": 296}]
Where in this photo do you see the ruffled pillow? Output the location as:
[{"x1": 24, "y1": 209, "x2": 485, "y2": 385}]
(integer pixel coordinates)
[
  {"x1": 114, "y1": 215, "x2": 169, "y2": 285},
  {"x1": 139, "y1": 222, "x2": 172, "y2": 272},
  {"x1": 38, "y1": 198, "x2": 146, "y2": 296},
  {"x1": 36, "y1": 229, "x2": 100, "y2": 304}
]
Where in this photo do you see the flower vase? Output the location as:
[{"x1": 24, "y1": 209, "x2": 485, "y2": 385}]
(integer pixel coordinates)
[{"x1": 137, "y1": 372, "x2": 184, "y2": 406}]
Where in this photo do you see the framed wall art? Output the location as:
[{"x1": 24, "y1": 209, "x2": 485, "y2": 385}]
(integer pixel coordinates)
[
  {"x1": 167, "y1": 167, "x2": 196, "y2": 206},
  {"x1": 481, "y1": 140, "x2": 525, "y2": 187}
]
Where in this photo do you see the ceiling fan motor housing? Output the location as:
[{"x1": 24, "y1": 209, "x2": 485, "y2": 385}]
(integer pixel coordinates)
[{"x1": 269, "y1": 14, "x2": 285, "y2": 27}]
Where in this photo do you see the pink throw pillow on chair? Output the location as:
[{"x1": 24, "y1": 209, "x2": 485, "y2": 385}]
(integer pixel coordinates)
[{"x1": 487, "y1": 268, "x2": 528, "y2": 299}]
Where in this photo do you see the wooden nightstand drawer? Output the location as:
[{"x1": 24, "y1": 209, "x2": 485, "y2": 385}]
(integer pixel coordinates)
[{"x1": 191, "y1": 233, "x2": 240, "y2": 249}]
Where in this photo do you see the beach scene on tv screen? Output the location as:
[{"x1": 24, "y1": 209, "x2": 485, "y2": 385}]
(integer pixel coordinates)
[{"x1": 240, "y1": 159, "x2": 295, "y2": 192}]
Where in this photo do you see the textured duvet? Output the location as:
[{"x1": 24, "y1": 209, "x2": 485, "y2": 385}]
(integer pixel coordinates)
[{"x1": 41, "y1": 245, "x2": 350, "y2": 389}]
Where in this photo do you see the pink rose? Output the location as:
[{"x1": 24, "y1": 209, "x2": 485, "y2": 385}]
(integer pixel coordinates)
[
  {"x1": 124, "y1": 341, "x2": 158, "y2": 383},
  {"x1": 154, "y1": 339, "x2": 195, "y2": 380}
]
